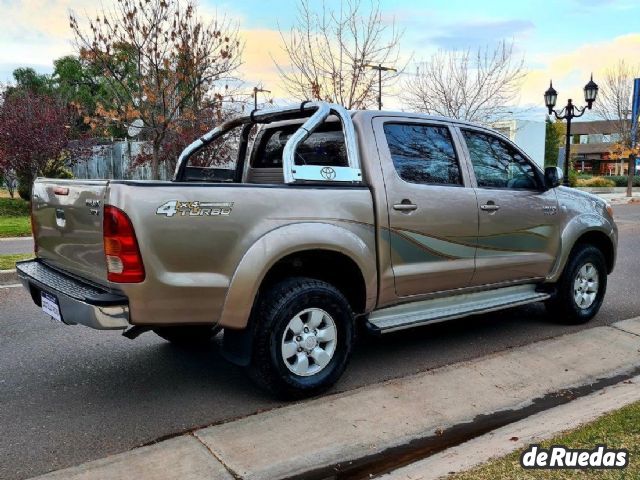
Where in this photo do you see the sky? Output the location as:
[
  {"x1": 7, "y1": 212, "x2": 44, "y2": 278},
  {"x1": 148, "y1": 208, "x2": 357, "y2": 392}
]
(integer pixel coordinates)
[{"x1": 1, "y1": 0, "x2": 639, "y2": 120}]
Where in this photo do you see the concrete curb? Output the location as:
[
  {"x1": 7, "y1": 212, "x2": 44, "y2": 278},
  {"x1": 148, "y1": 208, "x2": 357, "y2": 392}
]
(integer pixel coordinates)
[
  {"x1": 0, "y1": 268, "x2": 17, "y2": 284},
  {"x1": 0, "y1": 236, "x2": 32, "y2": 241},
  {"x1": 31, "y1": 317, "x2": 640, "y2": 480},
  {"x1": 383, "y1": 374, "x2": 640, "y2": 479}
]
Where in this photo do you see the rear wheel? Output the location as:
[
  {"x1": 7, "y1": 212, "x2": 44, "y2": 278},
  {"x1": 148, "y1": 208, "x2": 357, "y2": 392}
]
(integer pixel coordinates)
[
  {"x1": 153, "y1": 325, "x2": 221, "y2": 345},
  {"x1": 247, "y1": 277, "x2": 354, "y2": 399},
  {"x1": 546, "y1": 244, "x2": 607, "y2": 324}
]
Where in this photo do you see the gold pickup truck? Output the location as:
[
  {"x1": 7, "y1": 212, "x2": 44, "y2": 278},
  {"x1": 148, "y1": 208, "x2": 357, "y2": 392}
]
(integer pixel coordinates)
[{"x1": 17, "y1": 102, "x2": 617, "y2": 398}]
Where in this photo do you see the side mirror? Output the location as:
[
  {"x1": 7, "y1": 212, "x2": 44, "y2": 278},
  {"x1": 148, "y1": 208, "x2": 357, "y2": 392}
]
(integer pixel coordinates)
[{"x1": 544, "y1": 166, "x2": 563, "y2": 189}]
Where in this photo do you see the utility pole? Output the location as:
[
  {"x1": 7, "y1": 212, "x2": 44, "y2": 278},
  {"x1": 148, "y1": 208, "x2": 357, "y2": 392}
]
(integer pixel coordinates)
[
  {"x1": 253, "y1": 86, "x2": 271, "y2": 111},
  {"x1": 366, "y1": 64, "x2": 397, "y2": 110},
  {"x1": 627, "y1": 78, "x2": 639, "y2": 197}
]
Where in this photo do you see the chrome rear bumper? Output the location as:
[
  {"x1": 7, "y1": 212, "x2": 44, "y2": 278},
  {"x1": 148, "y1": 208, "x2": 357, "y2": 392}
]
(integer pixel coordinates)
[{"x1": 16, "y1": 259, "x2": 129, "y2": 330}]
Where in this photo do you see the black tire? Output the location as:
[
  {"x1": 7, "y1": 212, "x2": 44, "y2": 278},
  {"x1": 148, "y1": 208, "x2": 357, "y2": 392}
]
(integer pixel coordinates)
[
  {"x1": 247, "y1": 277, "x2": 354, "y2": 399},
  {"x1": 153, "y1": 325, "x2": 221, "y2": 345},
  {"x1": 546, "y1": 244, "x2": 607, "y2": 324}
]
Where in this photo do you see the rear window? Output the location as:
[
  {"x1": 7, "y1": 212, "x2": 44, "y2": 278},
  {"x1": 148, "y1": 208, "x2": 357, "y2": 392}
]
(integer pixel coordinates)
[{"x1": 252, "y1": 123, "x2": 348, "y2": 168}]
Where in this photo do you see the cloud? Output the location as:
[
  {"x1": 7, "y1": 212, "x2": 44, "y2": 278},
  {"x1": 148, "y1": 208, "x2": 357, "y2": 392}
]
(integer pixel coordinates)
[
  {"x1": 520, "y1": 33, "x2": 640, "y2": 108},
  {"x1": 427, "y1": 18, "x2": 535, "y2": 50},
  {"x1": 237, "y1": 28, "x2": 290, "y2": 98}
]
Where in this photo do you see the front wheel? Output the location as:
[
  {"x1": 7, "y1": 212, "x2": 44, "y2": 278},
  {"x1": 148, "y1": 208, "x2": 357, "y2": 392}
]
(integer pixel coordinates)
[
  {"x1": 247, "y1": 277, "x2": 354, "y2": 399},
  {"x1": 546, "y1": 244, "x2": 607, "y2": 324}
]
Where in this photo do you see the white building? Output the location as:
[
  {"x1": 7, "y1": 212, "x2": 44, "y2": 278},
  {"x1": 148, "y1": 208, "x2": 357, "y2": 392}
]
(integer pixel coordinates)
[{"x1": 491, "y1": 119, "x2": 546, "y2": 168}]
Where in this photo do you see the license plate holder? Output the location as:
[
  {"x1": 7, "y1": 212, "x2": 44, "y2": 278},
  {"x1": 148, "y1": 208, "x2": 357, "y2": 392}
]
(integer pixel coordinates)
[{"x1": 41, "y1": 291, "x2": 63, "y2": 323}]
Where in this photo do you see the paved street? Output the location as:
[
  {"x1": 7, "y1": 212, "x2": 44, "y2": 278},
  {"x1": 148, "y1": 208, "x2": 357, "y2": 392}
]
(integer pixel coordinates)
[
  {"x1": 0, "y1": 237, "x2": 33, "y2": 256},
  {"x1": 1, "y1": 204, "x2": 639, "y2": 480}
]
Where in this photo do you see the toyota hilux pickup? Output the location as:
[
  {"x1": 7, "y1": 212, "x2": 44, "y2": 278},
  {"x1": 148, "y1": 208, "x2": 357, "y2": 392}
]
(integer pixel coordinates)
[{"x1": 17, "y1": 101, "x2": 617, "y2": 398}]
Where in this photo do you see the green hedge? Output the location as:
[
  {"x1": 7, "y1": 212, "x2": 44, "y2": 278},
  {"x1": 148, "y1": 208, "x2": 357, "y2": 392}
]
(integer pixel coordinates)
[
  {"x1": 571, "y1": 174, "x2": 640, "y2": 188},
  {"x1": 606, "y1": 175, "x2": 640, "y2": 187},
  {"x1": 0, "y1": 197, "x2": 30, "y2": 216}
]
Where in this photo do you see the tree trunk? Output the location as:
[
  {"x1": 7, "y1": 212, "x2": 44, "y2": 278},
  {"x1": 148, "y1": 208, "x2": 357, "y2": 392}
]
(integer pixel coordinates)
[
  {"x1": 627, "y1": 154, "x2": 636, "y2": 197},
  {"x1": 151, "y1": 141, "x2": 161, "y2": 180}
]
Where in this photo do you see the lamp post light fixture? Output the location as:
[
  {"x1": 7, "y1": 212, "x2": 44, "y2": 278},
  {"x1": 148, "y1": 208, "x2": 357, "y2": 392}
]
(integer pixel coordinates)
[{"x1": 544, "y1": 75, "x2": 599, "y2": 186}]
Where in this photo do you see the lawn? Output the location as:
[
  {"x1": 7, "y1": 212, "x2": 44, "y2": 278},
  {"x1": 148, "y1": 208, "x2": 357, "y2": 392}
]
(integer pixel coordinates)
[
  {"x1": 0, "y1": 253, "x2": 33, "y2": 270},
  {"x1": 0, "y1": 189, "x2": 31, "y2": 237},
  {"x1": 450, "y1": 400, "x2": 640, "y2": 479}
]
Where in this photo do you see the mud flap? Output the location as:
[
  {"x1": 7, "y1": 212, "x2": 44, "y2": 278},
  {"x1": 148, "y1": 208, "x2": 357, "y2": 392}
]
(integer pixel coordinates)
[{"x1": 222, "y1": 327, "x2": 254, "y2": 366}]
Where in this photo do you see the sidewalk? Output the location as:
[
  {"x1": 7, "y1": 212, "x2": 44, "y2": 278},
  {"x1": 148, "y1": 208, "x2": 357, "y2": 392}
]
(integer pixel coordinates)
[
  {"x1": 32, "y1": 317, "x2": 640, "y2": 480},
  {"x1": 595, "y1": 191, "x2": 640, "y2": 205}
]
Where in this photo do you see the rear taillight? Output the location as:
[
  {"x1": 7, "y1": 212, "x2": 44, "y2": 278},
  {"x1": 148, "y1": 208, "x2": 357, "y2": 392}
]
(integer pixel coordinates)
[{"x1": 103, "y1": 205, "x2": 145, "y2": 283}]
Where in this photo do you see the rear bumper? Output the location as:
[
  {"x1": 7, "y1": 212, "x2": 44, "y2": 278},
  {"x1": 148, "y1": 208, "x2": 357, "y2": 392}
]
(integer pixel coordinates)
[{"x1": 16, "y1": 259, "x2": 130, "y2": 330}]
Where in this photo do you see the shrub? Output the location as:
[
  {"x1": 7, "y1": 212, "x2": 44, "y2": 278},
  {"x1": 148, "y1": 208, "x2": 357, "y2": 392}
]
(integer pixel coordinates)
[
  {"x1": 17, "y1": 160, "x2": 74, "y2": 200},
  {"x1": 576, "y1": 177, "x2": 616, "y2": 188},
  {"x1": 0, "y1": 196, "x2": 30, "y2": 216},
  {"x1": 606, "y1": 175, "x2": 640, "y2": 188},
  {"x1": 568, "y1": 169, "x2": 578, "y2": 187}
]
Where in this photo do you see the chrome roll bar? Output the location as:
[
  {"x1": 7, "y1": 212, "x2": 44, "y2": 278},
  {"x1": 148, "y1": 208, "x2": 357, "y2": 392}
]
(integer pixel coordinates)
[{"x1": 174, "y1": 101, "x2": 362, "y2": 184}]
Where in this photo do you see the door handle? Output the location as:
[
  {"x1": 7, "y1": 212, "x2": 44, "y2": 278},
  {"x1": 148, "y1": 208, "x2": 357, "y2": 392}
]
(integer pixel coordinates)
[
  {"x1": 393, "y1": 200, "x2": 417, "y2": 212},
  {"x1": 480, "y1": 204, "x2": 500, "y2": 212}
]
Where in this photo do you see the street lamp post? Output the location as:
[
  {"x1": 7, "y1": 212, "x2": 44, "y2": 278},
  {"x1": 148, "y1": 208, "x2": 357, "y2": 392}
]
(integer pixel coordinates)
[
  {"x1": 366, "y1": 63, "x2": 397, "y2": 110},
  {"x1": 544, "y1": 76, "x2": 599, "y2": 186},
  {"x1": 253, "y1": 86, "x2": 271, "y2": 111}
]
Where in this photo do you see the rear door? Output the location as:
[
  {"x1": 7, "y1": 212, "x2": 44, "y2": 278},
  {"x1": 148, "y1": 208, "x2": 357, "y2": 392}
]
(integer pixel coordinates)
[
  {"x1": 373, "y1": 117, "x2": 479, "y2": 298},
  {"x1": 457, "y1": 127, "x2": 560, "y2": 286}
]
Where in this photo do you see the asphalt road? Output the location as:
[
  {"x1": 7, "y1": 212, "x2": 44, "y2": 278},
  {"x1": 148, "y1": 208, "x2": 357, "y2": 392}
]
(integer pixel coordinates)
[
  {"x1": 1, "y1": 205, "x2": 640, "y2": 480},
  {"x1": 0, "y1": 237, "x2": 33, "y2": 255}
]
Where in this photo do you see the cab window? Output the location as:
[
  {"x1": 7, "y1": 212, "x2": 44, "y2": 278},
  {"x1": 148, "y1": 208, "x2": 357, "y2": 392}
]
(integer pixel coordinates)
[
  {"x1": 383, "y1": 123, "x2": 462, "y2": 186},
  {"x1": 253, "y1": 123, "x2": 348, "y2": 168},
  {"x1": 461, "y1": 129, "x2": 540, "y2": 190}
]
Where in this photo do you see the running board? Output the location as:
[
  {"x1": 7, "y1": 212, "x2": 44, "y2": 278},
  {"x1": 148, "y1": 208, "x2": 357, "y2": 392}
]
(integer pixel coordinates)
[{"x1": 367, "y1": 285, "x2": 550, "y2": 333}]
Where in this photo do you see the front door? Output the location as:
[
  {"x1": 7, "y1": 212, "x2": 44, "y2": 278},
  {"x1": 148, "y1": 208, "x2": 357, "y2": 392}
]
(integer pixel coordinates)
[
  {"x1": 374, "y1": 118, "x2": 479, "y2": 298},
  {"x1": 458, "y1": 127, "x2": 561, "y2": 286}
]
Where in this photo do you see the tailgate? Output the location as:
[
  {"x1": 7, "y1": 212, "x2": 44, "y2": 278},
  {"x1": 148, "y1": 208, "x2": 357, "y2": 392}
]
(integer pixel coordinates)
[{"x1": 32, "y1": 179, "x2": 109, "y2": 286}]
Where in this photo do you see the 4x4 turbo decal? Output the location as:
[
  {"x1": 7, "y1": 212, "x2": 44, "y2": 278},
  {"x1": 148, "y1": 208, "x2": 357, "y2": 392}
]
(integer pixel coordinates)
[{"x1": 155, "y1": 200, "x2": 233, "y2": 217}]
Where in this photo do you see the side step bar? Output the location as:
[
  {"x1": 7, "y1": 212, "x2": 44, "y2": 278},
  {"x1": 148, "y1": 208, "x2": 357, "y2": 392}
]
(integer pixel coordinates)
[{"x1": 367, "y1": 284, "x2": 550, "y2": 333}]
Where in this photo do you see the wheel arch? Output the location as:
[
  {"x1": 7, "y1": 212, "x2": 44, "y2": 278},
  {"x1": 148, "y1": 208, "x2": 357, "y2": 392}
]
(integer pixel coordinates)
[
  {"x1": 547, "y1": 221, "x2": 616, "y2": 282},
  {"x1": 219, "y1": 222, "x2": 377, "y2": 331},
  {"x1": 219, "y1": 222, "x2": 376, "y2": 367},
  {"x1": 572, "y1": 230, "x2": 615, "y2": 274}
]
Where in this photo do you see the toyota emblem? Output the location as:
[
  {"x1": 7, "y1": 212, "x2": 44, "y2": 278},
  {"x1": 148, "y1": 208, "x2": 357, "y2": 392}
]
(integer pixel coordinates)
[{"x1": 320, "y1": 167, "x2": 336, "y2": 180}]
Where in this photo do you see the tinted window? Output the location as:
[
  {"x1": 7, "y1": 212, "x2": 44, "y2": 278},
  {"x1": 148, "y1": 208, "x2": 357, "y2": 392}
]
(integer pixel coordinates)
[
  {"x1": 462, "y1": 130, "x2": 540, "y2": 190},
  {"x1": 253, "y1": 123, "x2": 347, "y2": 168},
  {"x1": 383, "y1": 123, "x2": 462, "y2": 186}
]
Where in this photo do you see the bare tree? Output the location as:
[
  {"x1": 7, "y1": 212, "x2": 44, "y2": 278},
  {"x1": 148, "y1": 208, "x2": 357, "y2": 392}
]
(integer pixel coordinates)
[
  {"x1": 594, "y1": 59, "x2": 640, "y2": 146},
  {"x1": 402, "y1": 41, "x2": 526, "y2": 123},
  {"x1": 70, "y1": 0, "x2": 242, "y2": 179},
  {"x1": 275, "y1": 0, "x2": 403, "y2": 109}
]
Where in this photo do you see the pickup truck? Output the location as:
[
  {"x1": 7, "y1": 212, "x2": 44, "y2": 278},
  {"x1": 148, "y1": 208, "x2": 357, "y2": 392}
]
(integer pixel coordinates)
[{"x1": 17, "y1": 101, "x2": 618, "y2": 398}]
